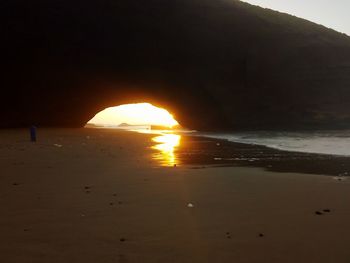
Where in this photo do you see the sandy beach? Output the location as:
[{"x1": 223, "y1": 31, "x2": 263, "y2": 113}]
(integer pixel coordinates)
[{"x1": 1, "y1": 128, "x2": 350, "y2": 263}]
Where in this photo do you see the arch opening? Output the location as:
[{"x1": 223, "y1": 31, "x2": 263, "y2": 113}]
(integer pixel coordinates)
[
  {"x1": 86, "y1": 103, "x2": 179, "y2": 129},
  {"x1": 85, "y1": 102, "x2": 182, "y2": 167}
]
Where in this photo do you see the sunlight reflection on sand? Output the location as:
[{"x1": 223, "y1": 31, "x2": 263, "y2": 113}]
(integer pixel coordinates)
[{"x1": 152, "y1": 133, "x2": 181, "y2": 166}]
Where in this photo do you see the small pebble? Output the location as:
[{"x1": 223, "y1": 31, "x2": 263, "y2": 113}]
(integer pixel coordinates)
[
  {"x1": 109, "y1": 202, "x2": 114, "y2": 206},
  {"x1": 315, "y1": 211, "x2": 323, "y2": 215},
  {"x1": 258, "y1": 233, "x2": 264, "y2": 237},
  {"x1": 323, "y1": 209, "x2": 331, "y2": 213},
  {"x1": 120, "y1": 238, "x2": 126, "y2": 242}
]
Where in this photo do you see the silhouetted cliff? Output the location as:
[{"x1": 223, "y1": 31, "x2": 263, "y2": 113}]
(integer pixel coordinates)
[{"x1": 2, "y1": 0, "x2": 350, "y2": 130}]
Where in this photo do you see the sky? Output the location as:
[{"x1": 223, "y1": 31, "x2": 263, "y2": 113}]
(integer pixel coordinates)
[{"x1": 241, "y1": 0, "x2": 350, "y2": 35}]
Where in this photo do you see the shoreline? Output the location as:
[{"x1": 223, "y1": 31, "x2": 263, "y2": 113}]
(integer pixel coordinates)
[
  {"x1": 198, "y1": 133, "x2": 350, "y2": 158},
  {"x1": 2, "y1": 127, "x2": 350, "y2": 177},
  {"x1": 148, "y1": 130, "x2": 350, "y2": 177}
]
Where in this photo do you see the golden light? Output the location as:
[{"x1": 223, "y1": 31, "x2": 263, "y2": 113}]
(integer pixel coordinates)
[
  {"x1": 152, "y1": 134, "x2": 181, "y2": 166},
  {"x1": 88, "y1": 103, "x2": 179, "y2": 128}
]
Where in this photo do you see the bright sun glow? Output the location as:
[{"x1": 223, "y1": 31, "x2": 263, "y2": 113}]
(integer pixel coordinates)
[
  {"x1": 152, "y1": 134, "x2": 181, "y2": 166},
  {"x1": 88, "y1": 103, "x2": 179, "y2": 128}
]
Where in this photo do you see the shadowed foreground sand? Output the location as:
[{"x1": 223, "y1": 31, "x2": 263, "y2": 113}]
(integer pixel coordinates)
[{"x1": 1, "y1": 128, "x2": 350, "y2": 263}]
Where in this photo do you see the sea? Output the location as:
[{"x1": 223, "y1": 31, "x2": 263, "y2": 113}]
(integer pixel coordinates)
[
  {"x1": 199, "y1": 130, "x2": 350, "y2": 157},
  {"x1": 87, "y1": 124, "x2": 350, "y2": 157}
]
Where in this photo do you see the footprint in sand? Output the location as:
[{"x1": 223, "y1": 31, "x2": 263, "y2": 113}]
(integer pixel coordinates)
[{"x1": 315, "y1": 209, "x2": 332, "y2": 215}]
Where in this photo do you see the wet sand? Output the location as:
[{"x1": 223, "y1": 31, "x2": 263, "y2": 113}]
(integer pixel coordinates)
[
  {"x1": 176, "y1": 134, "x2": 350, "y2": 176},
  {"x1": 1, "y1": 128, "x2": 350, "y2": 263}
]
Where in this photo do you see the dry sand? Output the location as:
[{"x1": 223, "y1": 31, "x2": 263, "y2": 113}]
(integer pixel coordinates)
[{"x1": 1, "y1": 128, "x2": 350, "y2": 263}]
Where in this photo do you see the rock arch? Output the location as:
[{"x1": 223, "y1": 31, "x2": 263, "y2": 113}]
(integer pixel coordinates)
[{"x1": 2, "y1": 0, "x2": 350, "y2": 130}]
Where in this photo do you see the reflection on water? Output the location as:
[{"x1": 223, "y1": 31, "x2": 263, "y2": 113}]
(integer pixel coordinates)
[{"x1": 152, "y1": 133, "x2": 181, "y2": 166}]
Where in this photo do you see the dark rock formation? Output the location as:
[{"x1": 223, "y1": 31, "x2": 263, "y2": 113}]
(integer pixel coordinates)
[{"x1": 2, "y1": 0, "x2": 350, "y2": 130}]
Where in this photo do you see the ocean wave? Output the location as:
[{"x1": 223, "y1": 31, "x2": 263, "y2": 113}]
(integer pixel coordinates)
[{"x1": 199, "y1": 130, "x2": 350, "y2": 156}]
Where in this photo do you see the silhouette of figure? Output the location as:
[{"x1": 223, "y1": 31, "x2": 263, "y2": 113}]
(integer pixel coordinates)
[{"x1": 30, "y1": 126, "x2": 37, "y2": 142}]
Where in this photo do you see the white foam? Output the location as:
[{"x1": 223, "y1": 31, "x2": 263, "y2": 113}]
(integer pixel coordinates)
[{"x1": 200, "y1": 130, "x2": 350, "y2": 156}]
